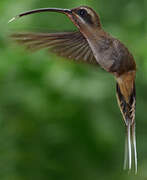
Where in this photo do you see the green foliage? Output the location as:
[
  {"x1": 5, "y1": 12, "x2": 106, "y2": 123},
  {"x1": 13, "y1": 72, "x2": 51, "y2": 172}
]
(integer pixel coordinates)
[{"x1": 0, "y1": 0, "x2": 146, "y2": 179}]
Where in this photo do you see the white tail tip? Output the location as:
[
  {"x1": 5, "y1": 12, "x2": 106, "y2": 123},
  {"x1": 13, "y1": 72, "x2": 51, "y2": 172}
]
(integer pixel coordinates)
[{"x1": 123, "y1": 123, "x2": 137, "y2": 174}]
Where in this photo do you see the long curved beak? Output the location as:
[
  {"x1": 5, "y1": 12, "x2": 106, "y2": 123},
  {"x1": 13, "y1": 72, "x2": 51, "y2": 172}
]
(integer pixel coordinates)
[{"x1": 8, "y1": 8, "x2": 72, "y2": 23}]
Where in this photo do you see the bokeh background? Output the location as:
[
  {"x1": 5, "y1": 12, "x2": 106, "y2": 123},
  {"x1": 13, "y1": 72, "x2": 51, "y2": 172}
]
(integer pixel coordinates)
[{"x1": 0, "y1": 0, "x2": 147, "y2": 179}]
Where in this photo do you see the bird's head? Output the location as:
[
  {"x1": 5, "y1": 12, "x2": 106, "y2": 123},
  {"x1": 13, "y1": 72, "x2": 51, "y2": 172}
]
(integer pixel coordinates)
[
  {"x1": 9, "y1": 6, "x2": 101, "y2": 34},
  {"x1": 70, "y1": 6, "x2": 101, "y2": 30}
]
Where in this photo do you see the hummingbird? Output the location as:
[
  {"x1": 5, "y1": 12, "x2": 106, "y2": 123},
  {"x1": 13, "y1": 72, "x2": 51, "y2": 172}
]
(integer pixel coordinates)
[{"x1": 9, "y1": 6, "x2": 137, "y2": 173}]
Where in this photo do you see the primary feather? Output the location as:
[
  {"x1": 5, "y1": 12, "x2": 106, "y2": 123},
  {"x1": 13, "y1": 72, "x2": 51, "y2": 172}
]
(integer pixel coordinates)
[{"x1": 11, "y1": 31, "x2": 98, "y2": 65}]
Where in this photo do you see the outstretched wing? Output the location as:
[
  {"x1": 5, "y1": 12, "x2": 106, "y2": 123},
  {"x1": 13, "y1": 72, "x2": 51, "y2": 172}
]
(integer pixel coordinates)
[{"x1": 11, "y1": 31, "x2": 98, "y2": 65}]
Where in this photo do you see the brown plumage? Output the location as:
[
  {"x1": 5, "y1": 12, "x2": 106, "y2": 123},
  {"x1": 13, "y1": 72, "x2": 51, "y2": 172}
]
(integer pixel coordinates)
[
  {"x1": 9, "y1": 6, "x2": 137, "y2": 173},
  {"x1": 11, "y1": 32, "x2": 98, "y2": 65}
]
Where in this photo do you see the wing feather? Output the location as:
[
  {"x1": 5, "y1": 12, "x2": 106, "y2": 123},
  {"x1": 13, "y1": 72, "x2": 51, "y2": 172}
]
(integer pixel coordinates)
[{"x1": 11, "y1": 31, "x2": 98, "y2": 65}]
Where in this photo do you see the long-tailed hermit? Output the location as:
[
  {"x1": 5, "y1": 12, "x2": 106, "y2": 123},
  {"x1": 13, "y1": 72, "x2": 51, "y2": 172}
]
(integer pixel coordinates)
[{"x1": 9, "y1": 6, "x2": 137, "y2": 173}]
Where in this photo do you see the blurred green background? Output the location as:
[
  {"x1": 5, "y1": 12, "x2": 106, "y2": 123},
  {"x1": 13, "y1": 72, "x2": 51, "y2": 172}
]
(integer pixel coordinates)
[{"x1": 0, "y1": 0, "x2": 147, "y2": 179}]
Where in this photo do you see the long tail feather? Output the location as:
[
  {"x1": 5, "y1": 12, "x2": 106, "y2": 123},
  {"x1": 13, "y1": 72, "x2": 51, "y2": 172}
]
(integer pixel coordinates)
[
  {"x1": 116, "y1": 71, "x2": 137, "y2": 173},
  {"x1": 124, "y1": 130, "x2": 128, "y2": 170},
  {"x1": 132, "y1": 123, "x2": 137, "y2": 174},
  {"x1": 127, "y1": 123, "x2": 132, "y2": 170},
  {"x1": 123, "y1": 123, "x2": 132, "y2": 171},
  {"x1": 124, "y1": 123, "x2": 137, "y2": 173}
]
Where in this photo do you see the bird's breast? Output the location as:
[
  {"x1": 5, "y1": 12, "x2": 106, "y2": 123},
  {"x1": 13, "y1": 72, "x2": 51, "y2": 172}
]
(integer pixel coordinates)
[
  {"x1": 87, "y1": 35, "x2": 136, "y2": 75},
  {"x1": 86, "y1": 36, "x2": 115, "y2": 71}
]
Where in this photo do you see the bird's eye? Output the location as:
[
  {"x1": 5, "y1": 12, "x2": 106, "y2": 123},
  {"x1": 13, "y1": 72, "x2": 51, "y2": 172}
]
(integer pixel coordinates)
[
  {"x1": 77, "y1": 9, "x2": 87, "y2": 17},
  {"x1": 76, "y1": 8, "x2": 94, "y2": 25}
]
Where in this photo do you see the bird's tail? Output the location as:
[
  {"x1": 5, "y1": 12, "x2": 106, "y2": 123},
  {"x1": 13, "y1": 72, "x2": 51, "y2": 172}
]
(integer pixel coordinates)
[
  {"x1": 124, "y1": 122, "x2": 137, "y2": 174},
  {"x1": 116, "y1": 72, "x2": 137, "y2": 173}
]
